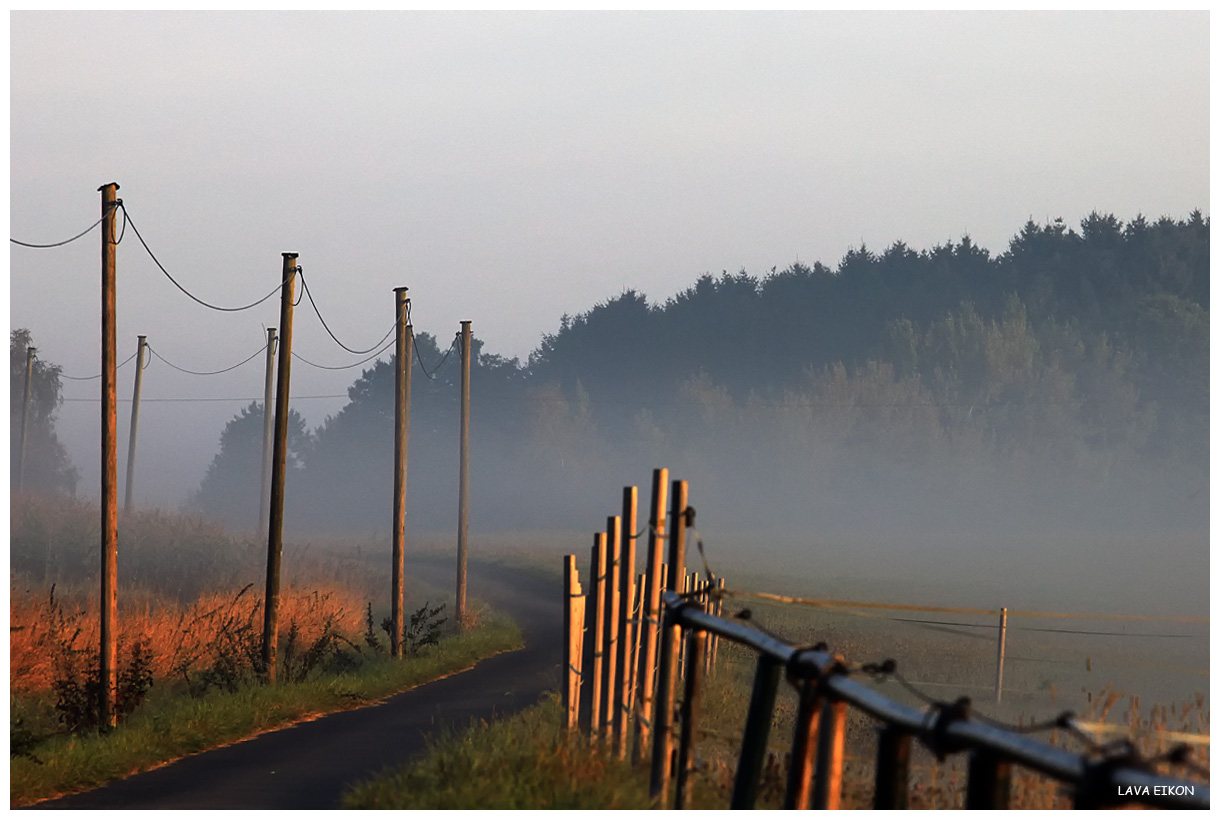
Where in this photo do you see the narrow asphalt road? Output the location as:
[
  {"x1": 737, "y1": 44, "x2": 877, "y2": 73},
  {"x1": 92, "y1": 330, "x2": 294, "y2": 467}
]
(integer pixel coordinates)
[{"x1": 28, "y1": 559, "x2": 562, "y2": 810}]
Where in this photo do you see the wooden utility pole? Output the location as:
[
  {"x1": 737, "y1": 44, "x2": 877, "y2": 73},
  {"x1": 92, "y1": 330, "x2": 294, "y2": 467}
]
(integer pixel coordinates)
[
  {"x1": 391, "y1": 287, "x2": 411, "y2": 657},
  {"x1": 261, "y1": 253, "x2": 298, "y2": 684},
  {"x1": 99, "y1": 181, "x2": 120, "y2": 728},
  {"x1": 17, "y1": 345, "x2": 35, "y2": 493},
  {"x1": 122, "y1": 335, "x2": 147, "y2": 514},
  {"x1": 258, "y1": 327, "x2": 277, "y2": 537},
  {"x1": 455, "y1": 320, "x2": 472, "y2": 630}
]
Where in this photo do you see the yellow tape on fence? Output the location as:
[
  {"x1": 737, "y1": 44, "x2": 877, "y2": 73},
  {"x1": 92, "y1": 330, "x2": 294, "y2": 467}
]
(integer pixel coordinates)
[{"x1": 733, "y1": 590, "x2": 1208, "y2": 623}]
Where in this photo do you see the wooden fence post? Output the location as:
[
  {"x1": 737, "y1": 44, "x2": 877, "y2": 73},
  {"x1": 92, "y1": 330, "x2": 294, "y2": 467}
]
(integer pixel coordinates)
[
  {"x1": 812, "y1": 697, "x2": 847, "y2": 810},
  {"x1": 648, "y1": 478, "x2": 688, "y2": 804},
  {"x1": 602, "y1": 515, "x2": 621, "y2": 743},
  {"x1": 674, "y1": 626, "x2": 706, "y2": 810},
  {"x1": 563, "y1": 555, "x2": 584, "y2": 733},
  {"x1": 730, "y1": 654, "x2": 783, "y2": 809},
  {"x1": 634, "y1": 467, "x2": 669, "y2": 765},
  {"x1": 965, "y1": 748, "x2": 1012, "y2": 809},
  {"x1": 783, "y1": 679, "x2": 823, "y2": 809},
  {"x1": 995, "y1": 607, "x2": 1008, "y2": 703},
  {"x1": 873, "y1": 726, "x2": 913, "y2": 809},
  {"x1": 615, "y1": 486, "x2": 638, "y2": 760},
  {"x1": 580, "y1": 534, "x2": 606, "y2": 738},
  {"x1": 626, "y1": 572, "x2": 644, "y2": 725}
]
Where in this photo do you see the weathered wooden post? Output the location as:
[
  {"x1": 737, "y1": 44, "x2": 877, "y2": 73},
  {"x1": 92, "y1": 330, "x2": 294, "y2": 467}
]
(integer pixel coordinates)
[
  {"x1": 602, "y1": 515, "x2": 621, "y2": 743},
  {"x1": 811, "y1": 697, "x2": 848, "y2": 810},
  {"x1": 634, "y1": 468, "x2": 668, "y2": 765},
  {"x1": 586, "y1": 533, "x2": 608, "y2": 740},
  {"x1": 615, "y1": 486, "x2": 638, "y2": 760},
  {"x1": 783, "y1": 678, "x2": 823, "y2": 809},
  {"x1": 648, "y1": 479, "x2": 687, "y2": 804},
  {"x1": 994, "y1": 606, "x2": 1008, "y2": 703},
  {"x1": 98, "y1": 182, "x2": 120, "y2": 727},
  {"x1": 873, "y1": 726, "x2": 913, "y2": 809},
  {"x1": 258, "y1": 327, "x2": 276, "y2": 537},
  {"x1": 563, "y1": 555, "x2": 584, "y2": 732},
  {"x1": 262, "y1": 252, "x2": 298, "y2": 685},
  {"x1": 730, "y1": 654, "x2": 783, "y2": 809},
  {"x1": 390, "y1": 287, "x2": 411, "y2": 657},
  {"x1": 626, "y1": 572, "x2": 644, "y2": 730},
  {"x1": 455, "y1": 320, "x2": 472, "y2": 630},
  {"x1": 965, "y1": 749, "x2": 1012, "y2": 809},
  {"x1": 674, "y1": 624, "x2": 706, "y2": 810},
  {"x1": 122, "y1": 335, "x2": 146, "y2": 514},
  {"x1": 710, "y1": 577, "x2": 725, "y2": 673}
]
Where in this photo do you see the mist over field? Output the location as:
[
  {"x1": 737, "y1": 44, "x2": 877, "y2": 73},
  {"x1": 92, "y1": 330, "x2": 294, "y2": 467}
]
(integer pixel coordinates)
[{"x1": 38, "y1": 213, "x2": 1193, "y2": 620}]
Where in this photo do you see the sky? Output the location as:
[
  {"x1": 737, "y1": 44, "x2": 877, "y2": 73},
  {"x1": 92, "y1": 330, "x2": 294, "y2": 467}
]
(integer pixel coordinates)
[{"x1": 8, "y1": 11, "x2": 1211, "y2": 508}]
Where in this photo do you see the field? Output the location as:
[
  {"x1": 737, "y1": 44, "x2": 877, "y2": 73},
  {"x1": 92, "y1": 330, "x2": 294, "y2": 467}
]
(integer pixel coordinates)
[{"x1": 381, "y1": 525, "x2": 1209, "y2": 809}]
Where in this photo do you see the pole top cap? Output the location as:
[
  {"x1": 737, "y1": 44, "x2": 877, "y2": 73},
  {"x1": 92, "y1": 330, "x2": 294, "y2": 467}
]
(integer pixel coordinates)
[
  {"x1": 97, "y1": 182, "x2": 120, "y2": 192},
  {"x1": 282, "y1": 252, "x2": 298, "y2": 258},
  {"x1": 393, "y1": 286, "x2": 410, "y2": 293}
]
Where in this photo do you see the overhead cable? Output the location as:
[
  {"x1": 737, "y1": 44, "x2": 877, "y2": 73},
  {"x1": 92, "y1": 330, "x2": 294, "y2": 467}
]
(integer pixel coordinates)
[
  {"x1": 299, "y1": 271, "x2": 395, "y2": 355},
  {"x1": 147, "y1": 342, "x2": 268, "y2": 376},
  {"x1": 292, "y1": 335, "x2": 397, "y2": 371},
  {"x1": 60, "y1": 349, "x2": 140, "y2": 381},
  {"x1": 10, "y1": 203, "x2": 118, "y2": 248},
  {"x1": 121, "y1": 203, "x2": 292, "y2": 313}
]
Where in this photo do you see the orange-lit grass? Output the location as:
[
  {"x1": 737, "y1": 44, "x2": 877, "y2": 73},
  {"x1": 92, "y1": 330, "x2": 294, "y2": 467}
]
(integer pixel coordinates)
[{"x1": 10, "y1": 583, "x2": 366, "y2": 696}]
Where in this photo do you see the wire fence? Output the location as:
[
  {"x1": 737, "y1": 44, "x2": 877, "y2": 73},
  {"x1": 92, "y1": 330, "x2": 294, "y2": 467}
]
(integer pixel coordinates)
[{"x1": 561, "y1": 469, "x2": 1210, "y2": 810}]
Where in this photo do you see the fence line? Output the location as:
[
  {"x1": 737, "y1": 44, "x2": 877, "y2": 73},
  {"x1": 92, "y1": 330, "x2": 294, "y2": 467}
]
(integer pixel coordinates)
[
  {"x1": 736, "y1": 589, "x2": 1208, "y2": 623},
  {"x1": 561, "y1": 468, "x2": 1210, "y2": 810}
]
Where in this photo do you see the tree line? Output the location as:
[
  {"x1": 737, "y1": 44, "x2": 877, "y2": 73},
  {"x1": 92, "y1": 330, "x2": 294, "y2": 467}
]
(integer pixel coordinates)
[{"x1": 13, "y1": 210, "x2": 1208, "y2": 535}]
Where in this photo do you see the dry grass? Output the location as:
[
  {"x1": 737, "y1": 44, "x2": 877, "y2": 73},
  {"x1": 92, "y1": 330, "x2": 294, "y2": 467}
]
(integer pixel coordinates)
[{"x1": 10, "y1": 583, "x2": 367, "y2": 696}]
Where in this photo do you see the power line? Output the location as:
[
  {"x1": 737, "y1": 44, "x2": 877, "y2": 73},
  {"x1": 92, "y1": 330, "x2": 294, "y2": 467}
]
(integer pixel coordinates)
[
  {"x1": 415, "y1": 332, "x2": 459, "y2": 381},
  {"x1": 60, "y1": 350, "x2": 140, "y2": 381},
  {"x1": 10, "y1": 203, "x2": 118, "y2": 248},
  {"x1": 298, "y1": 270, "x2": 395, "y2": 355},
  {"x1": 121, "y1": 203, "x2": 292, "y2": 313},
  {"x1": 292, "y1": 335, "x2": 397, "y2": 371},
  {"x1": 147, "y1": 342, "x2": 268, "y2": 377}
]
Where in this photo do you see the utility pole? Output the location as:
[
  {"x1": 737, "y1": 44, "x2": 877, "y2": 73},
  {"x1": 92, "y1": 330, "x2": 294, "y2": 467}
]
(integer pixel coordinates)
[
  {"x1": 17, "y1": 345, "x2": 35, "y2": 493},
  {"x1": 261, "y1": 253, "x2": 298, "y2": 684},
  {"x1": 258, "y1": 327, "x2": 277, "y2": 538},
  {"x1": 99, "y1": 181, "x2": 120, "y2": 728},
  {"x1": 123, "y1": 335, "x2": 147, "y2": 514},
  {"x1": 455, "y1": 320, "x2": 472, "y2": 630},
  {"x1": 391, "y1": 287, "x2": 411, "y2": 657}
]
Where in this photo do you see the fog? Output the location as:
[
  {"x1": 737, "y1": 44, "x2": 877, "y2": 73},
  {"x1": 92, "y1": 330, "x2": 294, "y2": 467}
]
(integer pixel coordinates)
[{"x1": 10, "y1": 13, "x2": 1207, "y2": 711}]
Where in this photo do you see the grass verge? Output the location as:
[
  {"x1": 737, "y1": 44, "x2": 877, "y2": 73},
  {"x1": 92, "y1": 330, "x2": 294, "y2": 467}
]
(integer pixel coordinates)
[
  {"x1": 341, "y1": 694, "x2": 657, "y2": 810},
  {"x1": 11, "y1": 614, "x2": 521, "y2": 808}
]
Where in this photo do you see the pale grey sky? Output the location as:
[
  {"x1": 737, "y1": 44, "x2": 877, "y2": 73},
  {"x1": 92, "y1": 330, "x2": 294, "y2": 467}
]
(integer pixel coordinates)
[{"x1": 8, "y1": 11, "x2": 1210, "y2": 507}]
